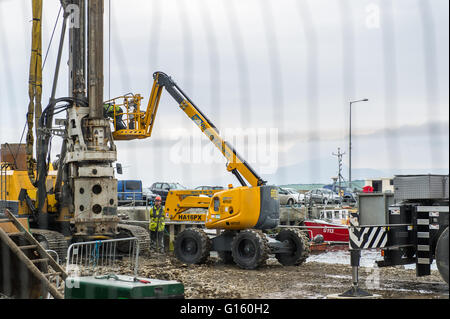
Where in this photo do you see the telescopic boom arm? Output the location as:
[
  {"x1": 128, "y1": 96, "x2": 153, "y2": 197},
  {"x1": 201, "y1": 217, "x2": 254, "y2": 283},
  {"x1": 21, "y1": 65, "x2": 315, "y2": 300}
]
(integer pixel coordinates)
[
  {"x1": 112, "y1": 71, "x2": 267, "y2": 188},
  {"x1": 152, "y1": 72, "x2": 266, "y2": 187}
]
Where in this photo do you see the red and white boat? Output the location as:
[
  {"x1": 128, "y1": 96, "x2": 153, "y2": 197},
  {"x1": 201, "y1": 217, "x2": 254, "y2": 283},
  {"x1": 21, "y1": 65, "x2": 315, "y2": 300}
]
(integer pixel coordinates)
[{"x1": 303, "y1": 208, "x2": 355, "y2": 250}]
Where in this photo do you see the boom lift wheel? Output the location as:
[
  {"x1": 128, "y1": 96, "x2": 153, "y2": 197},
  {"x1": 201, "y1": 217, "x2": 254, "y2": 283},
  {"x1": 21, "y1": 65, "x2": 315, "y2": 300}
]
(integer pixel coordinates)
[
  {"x1": 275, "y1": 228, "x2": 310, "y2": 266},
  {"x1": 174, "y1": 228, "x2": 211, "y2": 264},
  {"x1": 435, "y1": 226, "x2": 449, "y2": 284},
  {"x1": 231, "y1": 229, "x2": 269, "y2": 269}
]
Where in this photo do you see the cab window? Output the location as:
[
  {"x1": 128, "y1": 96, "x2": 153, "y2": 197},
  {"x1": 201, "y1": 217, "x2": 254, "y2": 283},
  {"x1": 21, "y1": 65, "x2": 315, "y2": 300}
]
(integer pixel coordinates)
[{"x1": 213, "y1": 197, "x2": 220, "y2": 212}]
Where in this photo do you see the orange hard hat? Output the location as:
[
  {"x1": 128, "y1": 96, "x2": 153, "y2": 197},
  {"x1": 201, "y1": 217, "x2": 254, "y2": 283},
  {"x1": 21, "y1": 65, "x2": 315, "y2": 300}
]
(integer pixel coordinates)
[{"x1": 155, "y1": 196, "x2": 162, "y2": 201}]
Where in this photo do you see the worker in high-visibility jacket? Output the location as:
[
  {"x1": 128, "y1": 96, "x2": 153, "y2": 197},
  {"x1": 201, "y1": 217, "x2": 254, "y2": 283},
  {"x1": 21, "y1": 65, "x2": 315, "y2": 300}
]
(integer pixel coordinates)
[
  {"x1": 103, "y1": 103, "x2": 126, "y2": 131},
  {"x1": 149, "y1": 195, "x2": 165, "y2": 252}
]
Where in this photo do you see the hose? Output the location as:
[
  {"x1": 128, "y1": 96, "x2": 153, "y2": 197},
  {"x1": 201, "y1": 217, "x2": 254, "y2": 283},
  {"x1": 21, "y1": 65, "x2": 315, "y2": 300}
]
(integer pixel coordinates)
[{"x1": 35, "y1": 97, "x2": 88, "y2": 219}]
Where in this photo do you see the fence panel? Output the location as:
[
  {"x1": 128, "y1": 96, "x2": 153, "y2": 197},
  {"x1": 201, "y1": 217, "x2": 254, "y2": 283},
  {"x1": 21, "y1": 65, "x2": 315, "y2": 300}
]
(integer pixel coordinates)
[{"x1": 65, "y1": 237, "x2": 139, "y2": 278}]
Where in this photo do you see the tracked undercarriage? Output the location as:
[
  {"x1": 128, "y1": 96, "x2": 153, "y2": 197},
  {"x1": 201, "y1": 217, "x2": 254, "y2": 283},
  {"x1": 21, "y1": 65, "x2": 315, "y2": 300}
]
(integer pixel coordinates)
[
  {"x1": 29, "y1": 223, "x2": 149, "y2": 263},
  {"x1": 31, "y1": 229, "x2": 69, "y2": 262},
  {"x1": 117, "y1": 224, "x2": 150, "y2": 254}
]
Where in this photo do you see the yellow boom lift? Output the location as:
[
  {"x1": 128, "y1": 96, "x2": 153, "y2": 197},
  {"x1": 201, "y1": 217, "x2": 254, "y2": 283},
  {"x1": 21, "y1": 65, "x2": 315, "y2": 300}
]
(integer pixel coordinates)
[{"x1": 107, "y1": 71, "x2": 310, "y2": 269}]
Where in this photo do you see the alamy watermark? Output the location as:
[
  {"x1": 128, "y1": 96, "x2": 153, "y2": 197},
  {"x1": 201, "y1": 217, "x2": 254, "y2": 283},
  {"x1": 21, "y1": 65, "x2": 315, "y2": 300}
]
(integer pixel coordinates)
[
  {"x1": 365, "y1": 3, "x2": 380, "y2": 29},
  {"x1": 169, "y1": 127, "x2": 279, "y2": 175},
  {"x1": 66, "y1": 4, "x2": 80, "y2": 29},
  {"x1": 365, "y1": 267, "x2": 381, "y2": 290},
  {"x1": 65, "y1": 264, "x2": 81, "y2": 289}
]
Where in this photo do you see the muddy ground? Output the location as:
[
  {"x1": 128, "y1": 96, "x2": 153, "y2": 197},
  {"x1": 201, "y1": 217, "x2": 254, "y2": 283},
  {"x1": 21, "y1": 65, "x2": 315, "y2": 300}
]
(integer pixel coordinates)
[{"x1": 132, "y1": 251, "x2": 448, "y2": 299}]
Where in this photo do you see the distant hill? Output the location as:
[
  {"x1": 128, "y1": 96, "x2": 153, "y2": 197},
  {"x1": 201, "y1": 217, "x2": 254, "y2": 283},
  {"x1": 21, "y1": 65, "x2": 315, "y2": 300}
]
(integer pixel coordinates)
[
  {"x1": 169, "y1": 157, "x2": 448, "y2": 189},
  {"x1": 280, "y1": 180, "x2": 365, "y2": 192},
  {"x1": 260, "y1": 157, "x2": 448, "y2": 185}
]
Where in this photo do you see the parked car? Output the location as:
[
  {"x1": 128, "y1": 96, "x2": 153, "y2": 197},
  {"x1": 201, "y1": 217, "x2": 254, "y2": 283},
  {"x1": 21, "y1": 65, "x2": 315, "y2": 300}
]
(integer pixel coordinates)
[
  {"x1": 342, "y1": 191, "x2": 357, "y2": 204},
  {"x1": 195, "y1": 186, "x2": 225, "y2": 190},
  {"x1": 305, "y1": 188, "x2": 342, "y2": 205},
  {"x1": 284, "y1": 188, "x2": 302, "y2": 204},
  {"x1": 327, "y1": 189, "x2": 343, "y2": 204},
  {"x1": 142, "y1": 187, "x2": 158, "y2": 205},
  {"x1": 149, "y1": 182, "x2": 186, "y2": 203},
  {"x1": 323, "y1": 184, "x2": 357, "y2": 204},
  {"x1": 278, "y1": 187, "x2": 298, "y2": 206},
  {"x1": 304, "y1": 189, "x2": 318, "y2": 205},
  {"x1": 117, "y1": 180, "x2": 143, "y2": 205},
  {"x1": 194, "y1": 186, "x2": 225, "y2": 197},
  {"x1": 298, "y1": 192, "x2": 306, "y2": 204}
]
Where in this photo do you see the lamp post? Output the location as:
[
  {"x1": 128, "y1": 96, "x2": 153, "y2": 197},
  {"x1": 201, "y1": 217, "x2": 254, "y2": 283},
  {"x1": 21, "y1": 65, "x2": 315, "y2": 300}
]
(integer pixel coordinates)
[{"x1": 349, "y1": 98, "x2": 369, "y2": 191}]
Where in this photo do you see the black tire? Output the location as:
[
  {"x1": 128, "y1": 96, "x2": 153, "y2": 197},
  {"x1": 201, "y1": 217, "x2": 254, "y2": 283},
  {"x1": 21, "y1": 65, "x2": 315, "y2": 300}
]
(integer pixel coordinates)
[
  {"x1": 275, "y1": 228, "x2": 310, "y2": 266},
  {"x1": 231, "y1": 229, "x2": 269, "y2": 269},
  {"x1": 174, "y1": 228, "x2": 211, "y2": 264},
  {"x1": 435, "y1": 227, "x2": 449, "y2": 284}
]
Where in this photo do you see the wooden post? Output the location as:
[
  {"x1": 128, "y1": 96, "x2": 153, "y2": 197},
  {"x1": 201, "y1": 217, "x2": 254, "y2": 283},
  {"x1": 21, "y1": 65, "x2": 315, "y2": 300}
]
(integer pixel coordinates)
[{"x1": 169, "y1": 224, "x2": 175, "y2": 251}]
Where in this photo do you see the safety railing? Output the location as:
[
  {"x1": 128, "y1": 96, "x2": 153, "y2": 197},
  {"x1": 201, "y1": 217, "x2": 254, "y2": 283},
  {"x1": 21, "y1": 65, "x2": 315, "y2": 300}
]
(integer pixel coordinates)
[
  {"x1": 45, "y1": 249, "x2": 63, "y2": 299},
  {"x1": 65, "y1": 237, "x2": 140, "y2": 278},
  {"x1": 0, "y1": 163, "x2": 13, "y2": 215},
  {"x1": 118, "y1": 191, "x2": 153, "y2": 207},
  {"x1": 104, "y1": 94, "x2": 145, "y2": 132}
]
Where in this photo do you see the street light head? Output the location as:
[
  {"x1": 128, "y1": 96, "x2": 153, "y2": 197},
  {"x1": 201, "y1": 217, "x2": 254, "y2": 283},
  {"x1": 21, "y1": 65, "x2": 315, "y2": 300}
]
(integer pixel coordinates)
[
  {"x1": 348, "y1": 97, "x2": 368, "y2": 190},
  {"x1": 350, "y1": 98, "x2": 369, "y2": 103}
]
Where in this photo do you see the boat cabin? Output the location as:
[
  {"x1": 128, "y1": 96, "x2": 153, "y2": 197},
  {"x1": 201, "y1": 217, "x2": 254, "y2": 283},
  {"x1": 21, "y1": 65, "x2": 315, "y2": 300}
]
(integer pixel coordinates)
[{"x1": 319, "y1": 209, "x2": 351, "y2": 225}]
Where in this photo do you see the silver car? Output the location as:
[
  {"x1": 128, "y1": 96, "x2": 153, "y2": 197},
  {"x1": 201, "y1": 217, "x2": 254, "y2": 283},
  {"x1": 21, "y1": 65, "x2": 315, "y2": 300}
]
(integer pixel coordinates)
[
  {"x1": 325, "y1": 189, "x2": 342, "y2": 205},
  {"x1": 305, "y1": 188, "x2": 342, "y2": 205},
  {"x1": 284, "y1": 188, "x2": 303, "y2": 204},
  {"x1": 278, "y1": 187, "x2": 298, "y2": 205}
]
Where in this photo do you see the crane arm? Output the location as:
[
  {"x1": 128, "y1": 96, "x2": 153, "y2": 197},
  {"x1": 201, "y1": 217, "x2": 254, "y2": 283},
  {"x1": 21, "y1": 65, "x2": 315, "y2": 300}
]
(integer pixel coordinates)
[
  {"x1": 147, "y1": 72, "x2": 266, "y2": 187},
  {"x1": 26, "y1": 0, "x2": 43, "y2": 186}
]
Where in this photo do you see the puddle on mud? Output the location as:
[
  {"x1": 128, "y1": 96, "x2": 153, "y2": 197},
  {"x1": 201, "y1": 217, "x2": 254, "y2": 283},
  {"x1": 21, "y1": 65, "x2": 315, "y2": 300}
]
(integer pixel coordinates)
[
  {"x1": 307, "y1": 248, "x2": 438, "y2": 270},
  {"x1": 265, "y1": 248, "x2": 447, "y2": 299}
]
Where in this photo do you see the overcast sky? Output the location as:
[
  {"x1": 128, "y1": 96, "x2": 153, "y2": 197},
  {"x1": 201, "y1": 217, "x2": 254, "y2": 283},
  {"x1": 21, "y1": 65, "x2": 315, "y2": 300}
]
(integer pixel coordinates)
[{"x1": 0, "y1": 0, "x2": 448, "y2": 186}]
